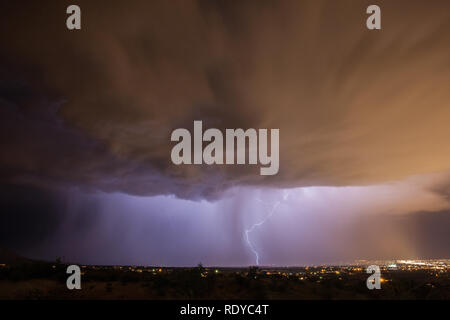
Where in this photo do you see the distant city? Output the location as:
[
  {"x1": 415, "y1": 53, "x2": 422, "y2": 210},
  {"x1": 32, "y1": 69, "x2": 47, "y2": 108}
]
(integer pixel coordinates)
[{"x1": 1, "y1": 254, "x2": 448, "y2": 299}]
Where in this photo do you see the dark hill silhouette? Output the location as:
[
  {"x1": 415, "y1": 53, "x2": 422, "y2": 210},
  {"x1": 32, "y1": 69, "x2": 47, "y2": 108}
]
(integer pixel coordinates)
[{"x1": 0, "y1": 248, "x2": 31, "y2": 264}]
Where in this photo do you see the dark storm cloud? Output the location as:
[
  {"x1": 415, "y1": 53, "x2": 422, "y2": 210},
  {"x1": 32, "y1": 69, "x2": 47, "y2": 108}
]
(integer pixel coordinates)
[
  {"x1": 0, "y1": 184, "x2": 65, "y2": 252},
  {"x1": 0, "y1": 183, "x2": 106, "y2": 261},
  {"x1": 1, "y1": 0, "x2": 450, "y2": 200},
  {"x1": 1, "y1": 0, "x2": 450, "y2": 267}
]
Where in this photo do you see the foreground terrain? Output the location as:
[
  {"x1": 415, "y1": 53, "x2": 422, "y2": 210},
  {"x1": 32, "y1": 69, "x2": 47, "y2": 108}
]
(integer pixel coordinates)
[{"x1": 0, "y1": 261, "x2": 448, "y2": 299}]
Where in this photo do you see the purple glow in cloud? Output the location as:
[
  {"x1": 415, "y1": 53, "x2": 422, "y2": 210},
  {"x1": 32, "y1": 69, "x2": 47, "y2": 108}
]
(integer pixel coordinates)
[{"x1": 16, "y1": 173, "x2": 449, "y2": 266}]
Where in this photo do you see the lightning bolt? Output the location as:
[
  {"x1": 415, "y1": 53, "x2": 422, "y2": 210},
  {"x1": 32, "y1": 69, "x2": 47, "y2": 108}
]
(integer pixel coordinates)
[{"x1": 244, "y1": 190, "x2": 291, "y2": 265}]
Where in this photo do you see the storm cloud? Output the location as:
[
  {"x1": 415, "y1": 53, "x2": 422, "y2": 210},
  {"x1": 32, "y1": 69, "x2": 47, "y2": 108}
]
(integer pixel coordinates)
[
  {"x1": 1, "y1": 1, "x2": 450, "y2": 265},
  {"x1": 1, "y1": 0, "x2": 450, "y2": 198}
]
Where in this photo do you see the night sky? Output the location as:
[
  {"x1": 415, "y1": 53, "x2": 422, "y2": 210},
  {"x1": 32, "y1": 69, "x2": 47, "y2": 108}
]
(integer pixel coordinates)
[{"x1": 1, "y1": 0, "x2": 450, "y2": 266}]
